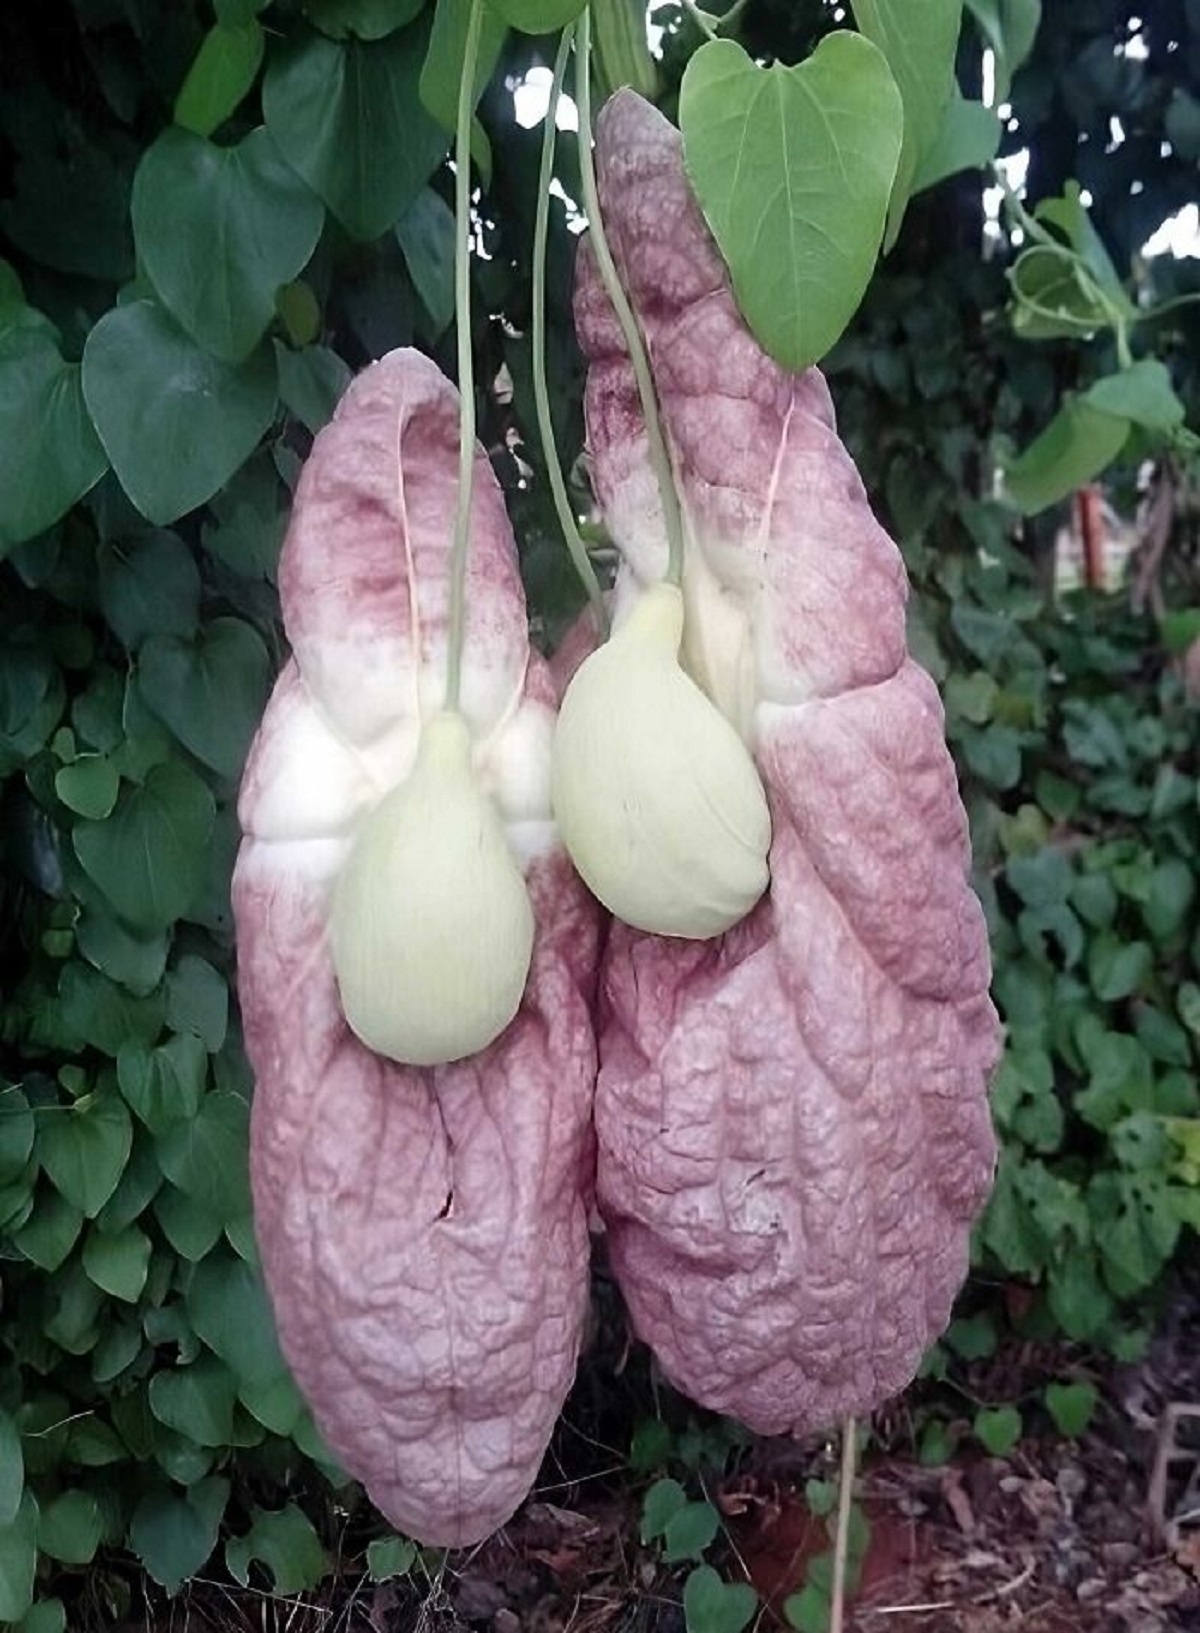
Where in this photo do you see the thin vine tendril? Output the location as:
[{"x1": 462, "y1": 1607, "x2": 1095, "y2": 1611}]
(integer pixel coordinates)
[
  {"x1": 533, "y1": 25, "x2": 607, "y2": 636},
  {"x1": 576, "y1": 7, "x2": 686, "y2": 590},
  {"x1": 445, "y1": 0, "x2": 485, "y2": 714}
]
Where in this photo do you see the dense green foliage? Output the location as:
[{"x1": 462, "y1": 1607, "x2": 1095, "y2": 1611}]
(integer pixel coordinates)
[{"x1": 0, "y1": 0, "x2": 1197, "y2": 1623}]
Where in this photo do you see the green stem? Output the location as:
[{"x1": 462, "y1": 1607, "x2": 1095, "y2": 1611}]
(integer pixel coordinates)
[
  {"x1": 829, "y1": 1416, "x2": 858, "y2": 1633},
  {"x1": 1140, "y1": 290, "x2": 1200, "y2": 322},
  {"x1": 445, "y1": 0, "x2": 485, "y2": 715},
  {"x1": 576, "y1": 7, "x2": 686, "y2": 590},
  {"x1": 533, "y1": 26, "x2": 608, "y2": 636}
]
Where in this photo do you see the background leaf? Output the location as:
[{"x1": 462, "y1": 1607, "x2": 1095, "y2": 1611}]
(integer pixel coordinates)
[
  {"x1": 133, "y1": 127, "x2": 324, "y2": 364},
  {"x1": 0, "y1": 327, "x2": 107, "y2": 554},
  {"x1": 74, "y1": 762, "x2": 216, "y2": 932},
  {"x1": 174, "y1": 21, "x2": 266, "y2": 137},
  {"x1": 82, "y1": 302, "x2": 278, "y2": 526},
  {"x1": 264, "y1": 24, "x2": 448, "y2": 241}
]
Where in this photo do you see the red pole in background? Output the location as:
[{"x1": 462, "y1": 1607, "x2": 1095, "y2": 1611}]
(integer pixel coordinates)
[{"x1": 1076, "y1": 484, "x2": 1104, "y2": 589}]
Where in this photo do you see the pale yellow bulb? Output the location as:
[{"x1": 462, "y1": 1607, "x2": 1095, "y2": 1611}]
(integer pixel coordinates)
[
  {"x1": 329, "y1": 711, "x2": 534, "y2": 1066},
  {"x1": 552, "y1": 583, "x2": 771, "y2": 938}
]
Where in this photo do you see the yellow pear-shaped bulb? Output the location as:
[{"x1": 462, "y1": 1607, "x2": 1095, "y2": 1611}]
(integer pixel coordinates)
[
  {"x1": 329, "y1": 711, "x2": 534, "y2": 1066},
  {"x1": 551, "y1": 583, "x2": 770, "y2": 938}
]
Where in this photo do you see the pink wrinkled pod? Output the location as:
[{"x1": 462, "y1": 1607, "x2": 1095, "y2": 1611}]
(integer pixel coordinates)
[
  {"x1": 574, "y1": 92, "x2": 1001, "y2": 1436},
  {"x1": 232, "y1": 349, "x2": 599, "y2": 1545}
]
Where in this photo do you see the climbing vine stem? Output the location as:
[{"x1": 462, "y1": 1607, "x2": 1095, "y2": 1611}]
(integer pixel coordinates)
[
  {"x1": 575, "y1": 8, "x2": 686, "y2": 590},
  {"x1": 445, "y1": 0, "x2": 485, "y2": 714},
  {"x1": 830, "y1": 1415, "x2": 858, "y2": 1633},
  {"x1": 533, "y1": 25, "x2": 608, "y2": 636}
]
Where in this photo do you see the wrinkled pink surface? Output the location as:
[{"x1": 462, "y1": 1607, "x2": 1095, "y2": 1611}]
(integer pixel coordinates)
[
  {"x1": 575, "y1": 93, "x2": 1000, "y2": 1435},
  {"x1": 233, "y1": 349, "x2": 599, "y2": 1545}
]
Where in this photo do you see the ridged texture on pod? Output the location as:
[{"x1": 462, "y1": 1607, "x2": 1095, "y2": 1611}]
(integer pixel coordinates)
[
  {"x1": 573, "y1": 92, "x2": 1000, "y2": 1437},
  {"x1": 330, "y1": 710, "x2": 535, "y2": 1067},
  {"x1": 552, "y1": 583, "x2": 770, "y2": 938},
  {"x1": 233, "y1": 349, "x2": 599, "y2": 1545}
]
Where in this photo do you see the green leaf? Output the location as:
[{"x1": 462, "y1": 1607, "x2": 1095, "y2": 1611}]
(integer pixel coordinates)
[
  {"x1": 157, "y1": 1092, "x2": 251, "y2": 1223},
  {"x1": 1009, "y1": 245, "x2": 1113, "y2": 341},
  {"x1": 912, "y1": 92, "x2": 1001, "y2": 195},
  {"x1": 0, "y1": 1090, "x2": 35, "y2": 1185},
  {"x1": 848, "y1": 0, "x2": 961, "y2": 244},
  {"x1": 946, "y1": 1312, "x2": 998, "y2": 1360},
  {"x1": 1087, "y1": 936, "x2": 1151, "y2": 1002},
  {"x1": 138, "y1": 618, "x2": 271, "y2": 782},
  {"x1": 14, "y1": 1190, "x2": 83, "y2": 1272},
  {"x1": 1144, "y1": 859, "x2": 1196, "y2": 942},
  {"x1": 276, "y1": 342, "x2": 352, "y2": 434},
  {"x1": 264, "y1": 24, "x2": 448, "y2": 241},
  {"x1": 226, "y1": 1504, "x2": 327, "y2": 1595},
  {"x1": 1006, "y1": 847, "x2": 1071, "y2": 909},
  {"x1": 419, "y1": 0, "x2": 507, "y2": 179},
  {"x1": 76, "y1": 911, "x2": 170, "y2": 998},
  {"x1": 15, "y1": 1599, "x2": 65, "y2": 1633},
  {"x1": 174, "y1": 21, "x2": 265, "y2": 137},
  {"x1": 37, "y1": 1491, "x2": 102, "y2": 1566},
  {"x1": 1003, "y1": 397, "x2": 1130, "y2": 515},
  {"x1": 75, "y1": 762, "x2": 216, "y2": 933},
  {"x1": 1084, "y1": 360, "x2": 1185, "y2": 432},
  {"x1": 130, "y1": 1478, "x2": 228, "y2": 1594},
  {"x1": 964, "y1": 0, "x2": 1041, "y2": 100},
  {"x1": 153, "y1": 1184, "x2": 225, "y2": 1261},
  {"x1": 782, "y1": 1582, "x2": 829, "y2": 1633},
  {"x1": 640, "y1": 1477, "x2": 687, "y2": 1543},
  {"x1": 186, "y1": 1253, "x2": 286, "y2": 1385},
  {"x1": 487, "y1": 0, "x2": 585, "y2": 29},
  {"x1": 662, "y1": 1501, "x2": 720, "y2": 1563},
  {"x1": 629, "y1": 1418, "x2": 672, "y2": 1473},
  {"x1": 133, "y1": 127, "x2": 325, "y2": 364},
  {"x1": 0, "y1": 326, "x2": 107, "y2": 554},
  {"x1": 679, "y1": 32, "x2": 903, "y2": 372},
  {"x1": 973, "y1": 1404, "x2": 1022, "y2": 1456},
  {"x1": 118, "y1": 1033, "x2": 208, "y2": 1136},
  {"x1": 1047, "y1": 1250, "x2": 1112, "y2": 1340},
  {"x1": 395, "y1": 190, "x2": 456, "y2": 338},
  {"x1": 54, "y1": 758, "x2": 119, "y2": 821},
  {"x1": 149, "y1": 1355, "x2": 239, "y2": 1447},
  {"x1": 98, "y1": 532, "x2": 201, "y2": 651},
  {"x1": 52, "y1": 962, "x2": 165, "y2": 1057},
  {"x1": 366, "y1": 1535, "x2": 417, "y2": 1581},
  {"x1": 82, "y1": 302, "x2": 277, "y2": 527},
  {"x1": 39, "y1": 1094, "x2": 133, "y2": 1218},
  {"x1": 166, "y1": 957, "x2": 229, "y2": 1053},
  {"x1": 683, "y1": 1565, "x2": 757, "y2": 1633},
  {"x1": 1044, "y1": 1380, "x2": 1098, "y2": 1437},
  {"x1": 82, "y1": 1223, "x2": 152, "y2": 1302},
  {"x1": 0, "y1": 1413, "x2": 22, "y2": 1529},
  {"x1": 0, "y1": 1494, "x2": 39, "y2": 1624},
  {"x1": 304, "y1": 0, "x2": 424, "y2": 38},
  {"x1": 238, "y1": 1371, "x2": 304, "y2": 1436}
]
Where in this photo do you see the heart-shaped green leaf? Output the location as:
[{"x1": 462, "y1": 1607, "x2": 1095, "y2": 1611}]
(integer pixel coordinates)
[
  {"x1": 0, "y1": 326, "x2": 107, "y2": 554},
  {"x1": 38, "y1": 1094, "x2": 133, "y2": 1219},
  {"x1": 396, "y1": 189, "x2": 456, "y2": 337},
  {"x1": 912, "y1": 92, "x2": 1002, "y2": 195},
  {"x1": 55, "y1": 757, "x2": 119, "y2": 821},
  {"x1": 74, "y1": 761, "x2": 215, "y2": 932},
  {"x1": 82, "y1": 301, "x2": 277, "y2": 526},
  {"x1": 174, "y1": 21, "x2": 265, "y2": 137},
  {"x1": 157, "y1": 1092, "x2": 251, "y2": 1222},
  {"x1": 117, "y1": 1032, "x2": 209, "y2": 1136},
  {"x1": 1085, "y1": 359, "x2": 1185, "y2": 431},
  {"x1": 683, "y1": 1566, "x2": 757, "y2": 1633},
  {"x1": 849, "y1": 0, "x2": 961, "y2": 244},
  {"x1": 98, "y1": 531, "x2": 202, "y2": 650},
  {"x1": 133, "y1": 127, "x2": 324, "y2": 364},
  {"x1": 82, "y1": 1223, "x2": 152, "y2": 1302},
  {"x1": 1003, "y1": 396, "x2": 1130, "y2": 514},
  {"x1": 263, "y1": 24, "x2": 448, "y2": 241},
  {"x1": 138, "y1": 617, "x2": 271, "y2": 781},
  {"x1": 187, "y1": 1253, "x2": 286, "y2": 1384},
  {"x1": 0, "y1": 1493, "x2": 39, "y2": 1623},
  {"x1": 130, "y1": 1478, "x2": 228, "y2": 1594},
  {"x1": 680, "y1": 33, "x2": 903, "y2": 372},
  {"x1": 149, "y1": 1355, "x2": 239, "y2": 1447}
]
